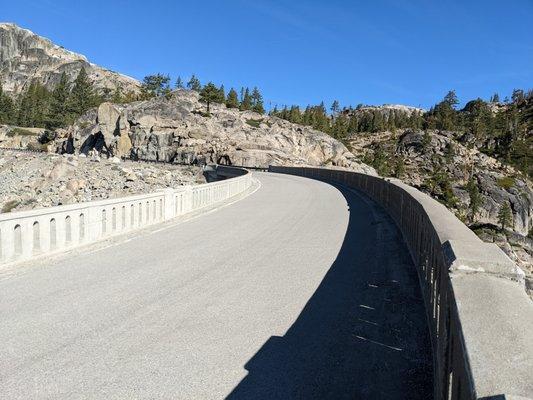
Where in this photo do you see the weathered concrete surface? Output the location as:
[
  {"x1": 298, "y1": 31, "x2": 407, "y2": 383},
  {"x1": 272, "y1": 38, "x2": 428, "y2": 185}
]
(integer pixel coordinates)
[{"x1": 0, "y1": 173, "x2": 431, "y2": 399}]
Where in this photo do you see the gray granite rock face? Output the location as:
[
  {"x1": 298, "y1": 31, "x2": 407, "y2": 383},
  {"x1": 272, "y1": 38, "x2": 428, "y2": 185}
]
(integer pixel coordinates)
[
  {"x1": 0, "y1": 23, "x2": 140, "y2": 95},
  {"x1": 60, "y1": 91, "x2": 376, "y2": 174}
]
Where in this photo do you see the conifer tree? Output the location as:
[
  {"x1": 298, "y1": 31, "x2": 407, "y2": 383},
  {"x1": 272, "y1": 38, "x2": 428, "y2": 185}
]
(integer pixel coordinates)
[
  {"x1": 394, "y1": 156, "x2": 406, "y2": 178},
  {"x1": 251, "y1": 87, "x2": 265, "y2": 114},
  {"x1": 225, "y1": 88, "x2": 239, "y2": 109},
  {"x1": 240, "y1": 88, "x2": 252, "y2": 111},
  {"x1": 288, "y1": 105, "x2": 301, "y2": 124},
  {"x1": 47, "y1": 72, "x2": 71, "y2": 128},
  {"x1": 217, "y1": 85, "x2": 226, "y2": 103},
  {"x1": 141, "y1": 74, "x2": 171, "y2": 98},
  {"x1": 331, "y1": 100, "x2": 340, "y2": 114},
  {"x1": 199, "y1": 82, "x2": 220, "y2": 113},
  {"x1": 466, "y1": 177, "x2": 482, "y2": 222},
  {"x1": 0, "y1": 83, "x2": 15, "y2": 124},
  {"x1": 175, "y1": 76, "x2": 184, "y2": 89},
  {"x1": 111, "y1": 87, "x2": 124, "y2": 103},
  {"x1": 17, "y1": 80, "x2": 51, "y2": 127},
  {"x1": 498, "y1": 202, "x2": 513, "y2": 232},
  {"x1": 68, "y1": 68, "x2": 98, "y2": 116},
  {"x1": 187, "y1": 74, "x2": 201, "y2": 91}
]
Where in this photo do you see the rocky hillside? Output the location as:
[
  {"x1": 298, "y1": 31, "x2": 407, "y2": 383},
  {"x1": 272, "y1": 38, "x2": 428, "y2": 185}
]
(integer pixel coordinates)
[
  {"x1": 0, "y1": 149, "x2": 204, "y2": 213},
  {"x1": 348, "y1": 129, "x2": 533, "y2": 287},
  {"x1": 52, "y1": 90, "x2": 375, "y2": 174},
  {"x1": 0, "y1": 23, "x2": 139, "y2": 96}
]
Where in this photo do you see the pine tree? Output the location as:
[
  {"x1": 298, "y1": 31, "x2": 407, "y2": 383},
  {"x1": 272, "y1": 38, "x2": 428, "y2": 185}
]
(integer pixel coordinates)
[
  {"x1": 17, "y1": 80, "x2": 51, "y2": 127},
  {"x1": 47, "y1": 72, "x2": 71, "y2": 128},
  {"x1": 226, "y1": 88, "x2": 239, "y2": 109},
  {"x1": 288, "y1": 105, "x2": 301, "y2": 124},
  {"x1": 426, "y1": 90, "x2": 459, "y2": 131},
  {"x1": 175, "y1": 76, "x2": 184, "y2": 89},
  {"x1": 217, "y1": 85, "x2": 226, "y2": 103},
  {"x1": 68, "y1": 68, "x2": 98, "y2": 117},
  {"x1": 240, "y1": 88, "x2": 252, "y2": 111},
  {"x1": 251, "y1": 87, "x2": 264, "y2": 114},
  {"x1": 497, "y1": 202, "x2": 513, "y2": 232},
  {"x1": 111, "y1": 87, "x2": 124, "y2": 103},
  {"x1": 199, "y1": 82, "x2": 220, "y2": 113},
  {"x1": 141, "y1": 74, "x2": 171, "y2": 98},
  {"x1": 394, "y1": 156, "x2": 406, "y2": 179},
  {"x1": 0, "y1": 83, "x2": 15, "y2": 124},
  {"x1": 331, "y1": 100, "x2": 340, "y2": 114},
  {"x1": 466, "y1": 177, "x2": 482, "y2": 222},
  {"x1": 187, "y1": 74, "x2": 201, "y2": 91}
]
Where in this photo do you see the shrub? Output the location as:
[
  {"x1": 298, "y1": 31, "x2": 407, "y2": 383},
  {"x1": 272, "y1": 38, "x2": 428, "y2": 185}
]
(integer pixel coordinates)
[
  {"x1": 246, "y1": 118, "x2": 263, "y2": 128},
  {"x1": 1, "y1": 200, "x2": 20, "y2": 213},
  {"x1": 496, "y1": 176, "x2": 515, "y2": 190}
]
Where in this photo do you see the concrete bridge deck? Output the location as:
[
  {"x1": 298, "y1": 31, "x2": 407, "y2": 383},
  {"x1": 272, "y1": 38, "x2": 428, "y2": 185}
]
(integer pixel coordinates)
[{"x1": 0, "y1": 172, "x2": 432, "y2": 399}]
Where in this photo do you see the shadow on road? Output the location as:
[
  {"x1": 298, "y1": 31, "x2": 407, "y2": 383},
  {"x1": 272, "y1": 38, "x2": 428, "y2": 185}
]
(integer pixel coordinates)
[{"x1": 226, "y1": 184, "x2": 432, "y2": 400}]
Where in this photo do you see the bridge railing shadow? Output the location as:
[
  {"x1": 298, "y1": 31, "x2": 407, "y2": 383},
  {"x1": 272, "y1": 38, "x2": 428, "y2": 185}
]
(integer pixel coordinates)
[{"x1": 226, "y1": 183, "x2": 432, "y2": 400}]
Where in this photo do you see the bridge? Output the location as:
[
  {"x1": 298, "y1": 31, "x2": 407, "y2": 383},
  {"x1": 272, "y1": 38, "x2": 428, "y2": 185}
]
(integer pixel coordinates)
[{"x1": 0, "y1": 166, "x2": 531, "y2": 399}]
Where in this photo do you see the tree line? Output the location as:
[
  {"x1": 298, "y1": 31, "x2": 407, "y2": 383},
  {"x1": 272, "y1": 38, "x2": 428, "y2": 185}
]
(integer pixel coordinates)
[
  {"x1": 140, "y1": 73, "x2": 265, "y2": 114},
  {"x1": 0, "y1": 70, "x2": 268, "y2": 130},
  {"x1": 269, "y1": 88, "x2": 532, "y2": 177},
  {"x1": 0, "y1": 67, "x2": 138, "y2": 129}
]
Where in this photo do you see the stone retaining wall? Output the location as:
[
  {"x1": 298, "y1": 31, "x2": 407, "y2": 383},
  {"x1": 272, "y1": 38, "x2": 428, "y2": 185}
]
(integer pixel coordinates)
[
  {"x1": 0, "y1": 166, "x2": 252, "y2": 265},
  {"x1": 270, "y1": 166, "x2": 533, "y2": 400}
]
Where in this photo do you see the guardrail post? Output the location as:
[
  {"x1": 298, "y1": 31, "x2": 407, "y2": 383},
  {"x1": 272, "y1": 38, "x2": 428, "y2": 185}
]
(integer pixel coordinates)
[{"x1": 162, "y1": 188, "x2": 175, "y2": 221}]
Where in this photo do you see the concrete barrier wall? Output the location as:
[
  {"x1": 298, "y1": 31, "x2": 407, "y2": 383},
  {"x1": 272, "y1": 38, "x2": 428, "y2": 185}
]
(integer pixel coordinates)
[
  {"x1": 0, "y1": 166, "x2": 252, "y2": 266},
  {"x1": 270, "y1": 166, "x2": 533, "y2": 400}
]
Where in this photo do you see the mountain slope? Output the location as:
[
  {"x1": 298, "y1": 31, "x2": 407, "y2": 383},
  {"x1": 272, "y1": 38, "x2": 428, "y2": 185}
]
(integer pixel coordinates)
[{"x1": 0, "y1": 23, "x2": 139, "y2": 95}]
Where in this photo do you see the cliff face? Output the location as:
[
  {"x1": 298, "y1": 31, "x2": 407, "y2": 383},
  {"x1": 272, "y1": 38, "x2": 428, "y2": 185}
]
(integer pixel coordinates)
[
  {"x1": 56, "y1": 90, "x2": 375, "y2": 174},
  {"x1": 0, "y1": 23, "x2": 139, "y2": 95}
]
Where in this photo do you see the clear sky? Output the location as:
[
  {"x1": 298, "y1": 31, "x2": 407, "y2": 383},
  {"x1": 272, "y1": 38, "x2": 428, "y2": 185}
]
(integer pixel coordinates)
[{"x1": 2, "y1": 0, "x2": 532, "y2": 110}]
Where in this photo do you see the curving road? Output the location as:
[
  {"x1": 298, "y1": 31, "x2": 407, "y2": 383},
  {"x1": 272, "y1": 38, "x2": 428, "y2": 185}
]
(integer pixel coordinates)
[{"x1": 0, "y1": 172, "x2": 432, "y2": 399}]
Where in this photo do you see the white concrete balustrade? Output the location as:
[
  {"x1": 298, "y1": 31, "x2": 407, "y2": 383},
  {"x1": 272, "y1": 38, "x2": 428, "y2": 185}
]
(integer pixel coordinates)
[{"x1": 0, "y1": 166, "x2": 252, "y2": 265}]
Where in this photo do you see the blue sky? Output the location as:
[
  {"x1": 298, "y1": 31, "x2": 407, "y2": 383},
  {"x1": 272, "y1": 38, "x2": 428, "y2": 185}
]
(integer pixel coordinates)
[{"x1": 2, "y1": 0, "x2": 532, "y2": 110}]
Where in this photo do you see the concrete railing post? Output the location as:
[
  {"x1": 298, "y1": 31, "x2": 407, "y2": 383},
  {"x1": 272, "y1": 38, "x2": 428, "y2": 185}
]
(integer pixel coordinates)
[{"x1": 162, "y1": 188, "x2": 175, "y2": 221}]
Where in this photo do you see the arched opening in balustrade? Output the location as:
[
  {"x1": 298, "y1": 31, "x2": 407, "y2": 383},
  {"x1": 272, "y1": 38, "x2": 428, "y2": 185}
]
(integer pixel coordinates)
[
  {"x1": 79, "y1": 213, "x2": 85, "y2": 241},
  {"x1": 138, "y1": 202, "x2": 142, "y2": 225},
  {"x1": 112, "y1": 208, "x2": 117, "y2": 231},
  {"x1": 65, "y1": 216, "x2": 72, "y2": 243},
  {"x1": 122, "y1": 206, "x2": 126, "y2": 229},
  {"x1": 13, "y1": 224, "x2": 22, "y2": 256},
  {"x1": 153, "y1": 200, "x2": 156, "y2": 220},
  {"x1": 130, "y1": 204, "x2": 134, "y2": 226},
  {"x1": 32, "y1": 221, "x2": 40, "y2": 253},
  {"x1": 49, "y1": 218, "x2": 57, "y2": 249},
  {"x1": 102, "y1": 210, "x2": 107, "y2": 234},
  {"x1": 159, "y1": 199, "x2": 163, "y2": 219},
  {"x1": 146, "y1": 201, "x2": 150, "y2": 222}
]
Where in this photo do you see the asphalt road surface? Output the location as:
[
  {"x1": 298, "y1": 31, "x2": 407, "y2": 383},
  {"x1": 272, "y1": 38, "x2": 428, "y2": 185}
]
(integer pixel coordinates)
[{"x1": 0, "y1": 172, "x2": 432, "y2": 399}]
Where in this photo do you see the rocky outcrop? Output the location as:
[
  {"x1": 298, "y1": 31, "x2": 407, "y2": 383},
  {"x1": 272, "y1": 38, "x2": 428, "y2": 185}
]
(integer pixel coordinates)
[
  {"x1": 348, "y1": 129, "x2": 533, "y2": 284},
  {"x1": 0, "y1": 125, "x2": 47, "y2": 150},
  {"x1": 58, "y1": 90, "x2": 375, "y2": 174},
  {"x1": 0, "y1": 23, "x2": 140, "y2": 96},
  {"x1": 351, "y1": 129, "x2": 532, "y2": 235}
]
